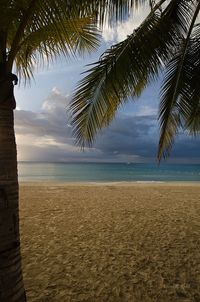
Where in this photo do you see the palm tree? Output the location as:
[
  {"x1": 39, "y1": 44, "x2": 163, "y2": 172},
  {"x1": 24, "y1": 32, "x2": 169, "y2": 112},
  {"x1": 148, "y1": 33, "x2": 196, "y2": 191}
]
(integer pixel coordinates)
[
  {"x1": 71, "y1": 0, "x2": 200, "y2": 161},
  {"x1": 0, "y1": 0, "x2": 139, "y2": 300}
]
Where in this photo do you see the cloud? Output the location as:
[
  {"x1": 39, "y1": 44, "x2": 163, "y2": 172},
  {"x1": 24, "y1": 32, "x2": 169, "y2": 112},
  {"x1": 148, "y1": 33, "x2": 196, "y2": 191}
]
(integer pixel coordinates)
[
  {"x1": 15, "y1": 87, "x2": 200, "y2": 163},
  {"x1": 102, "y1": 5, "x2": 150, "y2": 43},
  {"x1": 136, "y1": 105, "x2": 158, "y2": 116},
  {"x1": 95, "y1": 114, "x2": 157, "y2": 158}
]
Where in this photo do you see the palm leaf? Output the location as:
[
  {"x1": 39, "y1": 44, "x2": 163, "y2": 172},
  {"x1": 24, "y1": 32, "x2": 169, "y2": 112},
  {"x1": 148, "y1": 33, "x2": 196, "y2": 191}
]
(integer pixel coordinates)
[
  {"x1": 70, "y1": 0, "x2": 192, "y2": 147},
  {"x1": 69, "y1": 0, "x2": 149, "y2": 25},
  {"x1": 7, "y1": 1, "x2": 99, "y2": 69},
  {"x1": 158, "y1": 1, "x2": 200, "y2": 160},
  {"x1": 14, "y1": 18, "x2": 100, "y2": 81},
  {"x1": 183, "y1": 24, "x2": 200, "y2": 135},
  {"x1": 1, "y1": 0, "x2": 151, "y2": 80}
]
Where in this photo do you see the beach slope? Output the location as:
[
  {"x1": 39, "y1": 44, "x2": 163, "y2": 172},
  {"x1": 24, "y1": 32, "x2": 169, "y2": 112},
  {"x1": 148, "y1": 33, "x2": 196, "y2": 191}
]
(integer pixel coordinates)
[{"x1": 20, "y1": 183, "x2": 200, "y2": 301}]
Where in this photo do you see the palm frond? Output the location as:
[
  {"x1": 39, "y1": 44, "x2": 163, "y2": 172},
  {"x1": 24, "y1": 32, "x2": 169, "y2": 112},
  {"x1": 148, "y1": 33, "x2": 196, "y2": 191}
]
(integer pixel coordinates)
[
  {"x1": 158, "y1": 1, "x2": 200, "y2": 160},
  {"x1": 69, "y1": 0, "x2": 149, "y2": 26},
  {"x1": 70, "y1": 0, "x2": 192, "y2": 147},
  {"x1": 158, "y1": 50, "x2": 187, "y2": 160},
  {"x1": 3, "y1": 0, "x2": 150, "y2": 80},
  {"x1": 7, "y1": 1, "x2": 99, "y2": 67},
  {"x1": 183, "y1": 24, "x2": 200, "y2": 135},
  {"x1": 14, "y1": 18, "x2": 100, "y2": 82}
]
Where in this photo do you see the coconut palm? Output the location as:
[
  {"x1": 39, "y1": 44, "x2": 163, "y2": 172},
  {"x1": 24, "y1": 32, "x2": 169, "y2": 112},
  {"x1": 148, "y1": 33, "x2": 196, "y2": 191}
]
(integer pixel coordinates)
[
  {"x1": 71, "y1": 0, "x2": 200, "y2": 161},
  {"x1": 0, "y1": 0, "x2": 139, "y2": 300}
]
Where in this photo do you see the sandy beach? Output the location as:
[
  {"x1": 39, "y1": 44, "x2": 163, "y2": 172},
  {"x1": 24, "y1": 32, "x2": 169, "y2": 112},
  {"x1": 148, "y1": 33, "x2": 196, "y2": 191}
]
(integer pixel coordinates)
[{"x1": 19, "y1": 183, "x2": 200, "y2": 302}]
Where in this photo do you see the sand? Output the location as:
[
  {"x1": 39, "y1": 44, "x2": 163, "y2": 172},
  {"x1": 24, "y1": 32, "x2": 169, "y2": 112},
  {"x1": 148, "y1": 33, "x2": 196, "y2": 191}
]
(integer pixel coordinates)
[{"x1": 19, "y1": 182, "x2": 200, "y2": 302}]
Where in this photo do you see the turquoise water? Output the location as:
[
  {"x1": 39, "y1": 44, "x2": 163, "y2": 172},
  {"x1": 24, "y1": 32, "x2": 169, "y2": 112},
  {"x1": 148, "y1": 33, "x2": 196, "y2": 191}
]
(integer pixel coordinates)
[{"x1": 18, "y1": 162, "x2": 200, "y2": 182}]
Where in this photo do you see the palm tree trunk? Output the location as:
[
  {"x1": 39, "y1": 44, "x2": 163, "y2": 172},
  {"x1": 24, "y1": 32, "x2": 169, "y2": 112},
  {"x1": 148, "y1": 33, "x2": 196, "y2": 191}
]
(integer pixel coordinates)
[{"x1": 0, "y1": 76, "x2": 26, "y2": 301}]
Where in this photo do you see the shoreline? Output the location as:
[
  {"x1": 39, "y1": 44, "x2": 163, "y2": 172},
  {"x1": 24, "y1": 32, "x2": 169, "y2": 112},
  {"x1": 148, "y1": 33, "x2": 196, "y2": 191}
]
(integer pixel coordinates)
[{"x1": 19, "y1": 180, "x2": 200, "y2": 186}]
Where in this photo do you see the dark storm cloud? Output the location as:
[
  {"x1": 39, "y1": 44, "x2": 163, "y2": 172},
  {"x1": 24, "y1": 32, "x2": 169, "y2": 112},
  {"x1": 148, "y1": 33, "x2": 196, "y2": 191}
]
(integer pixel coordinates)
[
  {"x1": 94, "y1": 114, "x2": 158, "y2": 157},
  {"x1": 171, "y1": 135, "x2": 200, "y2": 158},
  {"x1": 15, "y1": 88, "x2": 200, "y2": 162}
]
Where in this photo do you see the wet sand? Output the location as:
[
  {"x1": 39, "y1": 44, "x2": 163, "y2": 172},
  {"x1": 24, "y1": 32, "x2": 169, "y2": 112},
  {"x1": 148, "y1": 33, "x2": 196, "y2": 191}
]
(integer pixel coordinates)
[{"x1": 19, "y1": 182, "x2": 200, "y2": 301}]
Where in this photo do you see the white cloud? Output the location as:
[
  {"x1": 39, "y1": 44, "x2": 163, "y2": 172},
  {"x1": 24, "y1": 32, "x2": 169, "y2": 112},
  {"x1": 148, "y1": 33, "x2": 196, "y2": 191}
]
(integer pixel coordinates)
[
  {"x1": 15, "y1": 88, "x2": 104, "y2": 161},
  {"x1": 51, "y1": 86, "x2": 61, "y2": 95},
  {"x1": 102, "y1": 5, "x2": 150, "y2": 43},
  {"x1": 135, "y1": 105, "x2": 157, "y2": 117},
  {"x1": 41, "y1": 87, "x2": 67, "y2": 112}
]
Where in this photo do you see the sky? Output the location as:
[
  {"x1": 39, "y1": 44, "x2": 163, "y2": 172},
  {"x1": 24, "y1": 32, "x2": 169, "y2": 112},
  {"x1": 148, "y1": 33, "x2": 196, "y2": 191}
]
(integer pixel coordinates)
[{"x1": 14, "y1": 6, "x2": 200, "y2": 163}]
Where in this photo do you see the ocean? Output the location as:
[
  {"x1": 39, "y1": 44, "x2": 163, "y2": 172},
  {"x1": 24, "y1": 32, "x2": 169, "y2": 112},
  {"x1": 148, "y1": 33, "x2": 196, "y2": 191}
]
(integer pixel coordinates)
[{"x1": 18, "y1": 162, "x2": 200, "y2": 182}]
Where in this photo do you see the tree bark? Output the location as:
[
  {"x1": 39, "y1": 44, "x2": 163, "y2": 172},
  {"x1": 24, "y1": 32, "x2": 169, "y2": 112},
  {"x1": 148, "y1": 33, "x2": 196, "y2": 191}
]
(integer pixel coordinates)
[{"x1": 0, "y1": 76, "x2": 26, "y2": 301}]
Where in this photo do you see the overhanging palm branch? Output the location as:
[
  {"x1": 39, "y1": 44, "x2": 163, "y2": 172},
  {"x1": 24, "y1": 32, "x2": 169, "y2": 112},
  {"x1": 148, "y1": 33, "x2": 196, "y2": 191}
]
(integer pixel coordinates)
[
  {"x1": 14, "y1": 18, "x2": 101, "y2": 81},
  {"x1": 68, "y1": 0, "x2": 149, "y2": 25},
  {"x1": 70, "y1": 0, "x2": 193, "y2": 148},
  {"x1": 158, "y1": 1, "x2": 200, "y2": 160},
  {"x1": 181, "y1": 24, "x2": 200, "y2": 135},
  {"x1": 1, "y1": 0, "x2": 147, "y2": 81},
  {"x1": 5, "y1": 1, "x2": 101, "y2": 80}
]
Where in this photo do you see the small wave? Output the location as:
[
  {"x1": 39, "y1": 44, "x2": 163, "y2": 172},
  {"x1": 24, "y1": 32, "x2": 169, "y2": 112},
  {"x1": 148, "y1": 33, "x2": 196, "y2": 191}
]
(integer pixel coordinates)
[{"x1": 136, "y1": 181, "x2": 165, "y2": 183}]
